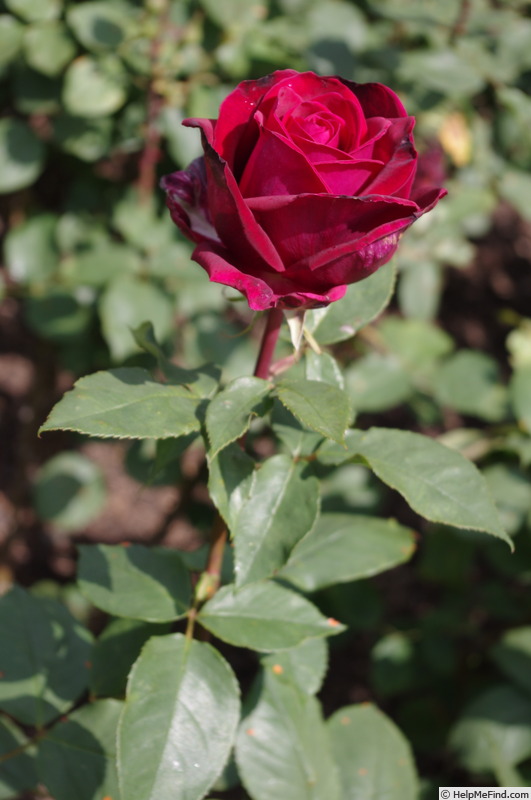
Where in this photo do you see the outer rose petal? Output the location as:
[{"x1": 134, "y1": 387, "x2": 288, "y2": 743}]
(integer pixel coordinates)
[
  {"x1": 246, "y1": 193, "x2": 421, "y2": 271},
  {"x1": 193, "y1": 241, "x2": 347, "y2": 310},
  {"x1": 290, "y1": 232, "x2": 403, "y2": 287},
  {"x1": 192, "y1": 242, "x2": 276, "y2": 309},
  {"x1": 199, "y1": 134, "x2": 286, "y2": 273},
  {"x1": 247, "y1": 190, "x2": 446, "y2": 288},
  {"x1": 160, "y1": 158, "x2": 219, "y2": 244}
]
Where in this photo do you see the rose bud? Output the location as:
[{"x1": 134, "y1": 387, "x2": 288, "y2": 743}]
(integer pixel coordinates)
[{"x1": 161, "y1": 69, "x2": 447, "y2": 311}]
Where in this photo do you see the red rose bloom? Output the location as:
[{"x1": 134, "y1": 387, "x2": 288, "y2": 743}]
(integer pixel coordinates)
[{"x1": 161, "y1": 69, "x2": 446, "y2": 310}]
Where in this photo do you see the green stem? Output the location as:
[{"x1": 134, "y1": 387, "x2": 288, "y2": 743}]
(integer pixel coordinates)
[
  {"x1": 198, "y1": 307, "x2": 284, "y2": 612},
  {"x1": 0, "y1": 729, "x2": 45, "y2": 764}
]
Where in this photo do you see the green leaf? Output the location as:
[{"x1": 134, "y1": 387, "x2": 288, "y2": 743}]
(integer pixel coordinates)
[
  {"x1": 153, "y1": 436, "x2": 197, "y2": 483},
  {"x1": 208, "y1": 443, "x2": 256, "y2": 528},
  {"x1": 182, "y1": 311, "x2": 256, "y2": 380},
  {"x1": 206, "y1": 377, "x2": 271, "y2": 456},
  {"x1": 64, "y1": 241, "x2": 140, "y2": 286},
  {"x1": 198, "y1": 0, "x2": 264, "y2": 28},
  {"x1": 320, "y1": 462, "x2": 383, "y2": 515},
  {"x1": 6, "y1": 0, "x2": 61, "y2": 22},
  {"x1": 53, "y1": 115, "x2": 113, "y2": 163},
  {"x1": 23, "y1": 21, "x2": 76, "y2": 76},
  {"x1": 327, "y1": 703, "x2": 419, "y2": 800},
  {"x1": 232, "y1": 454, "x2": 319, "y2": 585},
  {"x1": 434, "y1": 350, "x2": 508, "y2": 422},
  {"x1": 450, "y1": 685, "x2": 531, "y2": 774},
  {"x1": 125, "y1": 437, "x2": 187, "y2": 487},
  {"x1": 13, "y1": 65, "x2": 61, "y2": 114},
  {"x1": 346, "y1": 428, "x2": 511, "y2": 546},
  {"x1": 483, "y1": 464, "x2": 531, "y2": 536},
  {"x1": 307, "y1": 0, "x2": 367, "y2": 51},
  {"x1": 63, "y1": 55, "x2": 127, "y2": 117},
  {"x1": 271, "y1": 400, "x2": 324, "y2": 457},
  {"x1": 261, "y1": 637, "x2": 329, "y2": 696},
  {"x1": 0, "y1": 717, "x2": 38, "y2": 799},
  {"x1": 345, "y1": 353, "x2": 413, "y2": 413},
  {"x1": 198, "y1": 581, "x2": 345, "y2": 651},
  {"x1": 398, "y1": 46, "x2": 486, "y2": 97},
  {"x1": 133, "y1": 321, "x2": 221, "y2": 398},
  {"x1": 4, "y1": 214, "x2": 58, "y2": 283},
  {"x1": 39, "y1": 367, "x2": 202, "y2": 439},
  {"x1": 371, "y1": 633, "x2": 416, "y2": 698},
  {"x1": 118, "y1": 633, "x2": 240, "y2": 800},
  {"x1": 78, "y1": 543, "x2": 192, "y2": 622},
  {"x1": 56, "y1": 212, "x2": 107, "y2": 253},
  {"x1": 67, "y1": 1, "x2": 132, "y2": 51},
  {"x1": 90, "y1": 617, "x2": 171, "y2": 698},
  {"x1": 0, "y1": 15, "x2": 24, "y2": 70},
  {"x1": 378, "y1": 317, "x2": 454, "y2": 380},
  {"x1": 160, "y1": 106, "x2": 203, "y2": 167},
  {"x1": 275, "y1": 379, "x2": 351, "y2": 444},
  {"x1": 24, "y1": 288, "x2": 92, "y2": 343},
  {"x1": 0, "y1": 118, "x2": 45, "y2": 194},
  {"x1": 112, "y1": 190, "x2": 174, "y2": 252},
  {"x1": 491, "y1": 627, "x2": 531, "y2": 698},
  {"x1": 38, "y1": 699, "x2": 122, "y2": 800},
  {"x1": 506, "y1": 318, "x2": 531, "y2": 370},
  {"x1": 33, "y1": 452, "x2": 107, "y2": 532},
  {"x1": 0, "y1": 586, "x2": 92, "y2": 726},
  {"x1": 305, "y1": 350, "x2": 345, "y2": 389},
  {"x1": 398, "y1": 260, "x2": 442, "y2": 321},
  {"x1": 236, "y1": 671, "x2": 340, "y2": 800},
  {"x1": 375, "y1": 0, "x2": 460, "y2": 25},
  {"x1": 511, "y1": 365, "x2": 531, "y2": 433},
  {"x1": 277, "y1": 513, "x2": 416, "y2": 592},
  {"x1": 499, "y1": 169, "x2": 531, "y2": 221},
  {"x1": 99, "y1": 276, "x2": 174, "y2": 361},
  {"x1": 305, "y1": 262, "x2": 395, "y2": 345}
]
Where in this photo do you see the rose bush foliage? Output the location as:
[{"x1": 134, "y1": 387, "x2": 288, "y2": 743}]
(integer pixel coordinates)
[{"x1": 161, "y1": 69, "x2": 446, "y2": 310}]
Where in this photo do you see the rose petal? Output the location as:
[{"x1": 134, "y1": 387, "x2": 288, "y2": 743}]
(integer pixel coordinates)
[
  {"x1": 247, "y1": 193, "x2": 420, "y2": 272},
  {"x1": 200, "y1": 135, "x2": 286, "y2": 272},
  {"x1": 183, "y1": 116, "x2": 216, "y2": 144},
  {"x1": 275, "y1": 283, "x2": 347, "y2": 309},
  {"x1": 314, "y1": 158, "x2": 384, "y2": 195},
  {"x1": 287, "y1": 105, "x2": 345, "y2": 147},
  {"x1": 345, "y1": 80, "x2": 408, "y2": 119},
  {"x1": 262, "y1": 76, "x2": 368, "y2": 147},
  {"x1": 238, "y1": 122, "x2": 328, "y2": 197},
  {"x1": 411, "y1": 184, "x2": 448, "y2": 213},
  {"x1": 305, "y1": 90, "x2": 367, "y2": 148},
  {"x1": 161, "y1": 158, "x2": 219, "y2": 244},
  {"x1": 288, "y1": 231, "x2": 403, "y2": 288},
  {"x1": 193, "y1": 241, "x2": 347, "y2": 310},
  {"x1": 365, "y1": 117, "x2": 417, "y2": 197},
  {"x1": 211, "y1": 69, "x2": 298, "y2": 168},
  {"x1": 351, "y1": 117, "x2": 392, "y2": 160},
  {"x1": 192, "y1": 241, "x2": 277, "y2": 310}
]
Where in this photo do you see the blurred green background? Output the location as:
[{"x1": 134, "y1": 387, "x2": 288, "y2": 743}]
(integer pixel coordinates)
[{"x1": 2, "y1": 0, "x2": 531, "y2": 797}]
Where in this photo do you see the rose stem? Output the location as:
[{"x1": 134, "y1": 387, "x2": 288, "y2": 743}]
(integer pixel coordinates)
[
  {"x1": 192, "y1": 307, "x2": 285, "y2": 630},
  {"x1": 253, "y1": 307, "x2": 285, "y2": 380}
]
